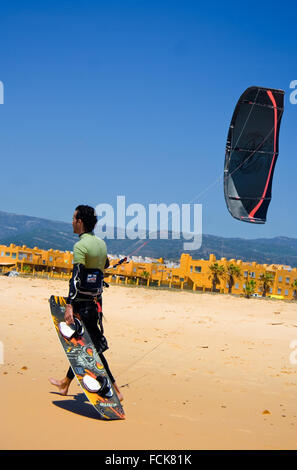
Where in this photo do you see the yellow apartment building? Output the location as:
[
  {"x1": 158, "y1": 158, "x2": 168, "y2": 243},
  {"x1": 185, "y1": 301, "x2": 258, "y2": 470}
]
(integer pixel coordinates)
[
  {"x1": 175, "y1": 253, "x2": 297, "y2": 300},
  {"x1": 0, "y1": 243, "x2": 73, "y2": 275},
  {"x1": 105, "y1": 253, "x2": 297, "y2": 300},
  {"x1": 0, "y1": 243, "x2": 297, "y2": 300}
]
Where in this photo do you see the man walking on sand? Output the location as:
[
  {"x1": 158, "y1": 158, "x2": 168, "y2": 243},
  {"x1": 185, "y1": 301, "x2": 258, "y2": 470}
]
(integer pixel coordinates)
[{"x1": 49, "y1": 205, "x2": 123, "y2": 402}]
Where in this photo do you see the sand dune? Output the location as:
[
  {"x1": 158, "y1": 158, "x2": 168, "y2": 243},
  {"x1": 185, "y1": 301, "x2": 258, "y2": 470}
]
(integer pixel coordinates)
[{"x1": 0, "y1": 276, "x2": 296, "y2": 450}]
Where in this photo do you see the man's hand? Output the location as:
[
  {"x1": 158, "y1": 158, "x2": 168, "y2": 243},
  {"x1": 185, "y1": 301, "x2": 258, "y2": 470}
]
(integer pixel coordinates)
[{"x1": 65, "y1": 304, "x2": 74, "y2": 325}]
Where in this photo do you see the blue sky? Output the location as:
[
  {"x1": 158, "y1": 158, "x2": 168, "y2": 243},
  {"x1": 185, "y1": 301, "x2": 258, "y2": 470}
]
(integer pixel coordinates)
[{"x1": 0, "y1": 0, "x2": 296, "y2": 240}]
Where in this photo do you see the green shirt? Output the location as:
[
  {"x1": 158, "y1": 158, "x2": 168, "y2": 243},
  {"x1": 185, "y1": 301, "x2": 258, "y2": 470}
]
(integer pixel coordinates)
[{"x1": 73, "y1": 232, "x2": 107, "y2": 272}]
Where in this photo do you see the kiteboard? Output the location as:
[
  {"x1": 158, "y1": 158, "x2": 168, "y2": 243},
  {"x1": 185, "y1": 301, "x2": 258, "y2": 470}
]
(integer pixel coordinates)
[{"x1": 49, "y1": 295, "x2": 125, "y2": 420}]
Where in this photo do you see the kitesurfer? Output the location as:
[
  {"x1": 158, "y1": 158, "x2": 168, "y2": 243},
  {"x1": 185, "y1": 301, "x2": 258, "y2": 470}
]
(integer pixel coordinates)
[{"x1": 49, "y1": 205, "x2": 123, "y2": 402}]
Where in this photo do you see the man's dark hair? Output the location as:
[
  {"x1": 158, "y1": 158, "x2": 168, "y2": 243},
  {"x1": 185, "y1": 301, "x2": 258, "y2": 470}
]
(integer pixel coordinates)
[{"x1": 75, "y1": 205, "x2": 97, "y2": 233}]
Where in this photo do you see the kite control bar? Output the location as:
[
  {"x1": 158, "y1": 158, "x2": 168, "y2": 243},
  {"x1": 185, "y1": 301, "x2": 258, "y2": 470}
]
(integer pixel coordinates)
[
  {"x1": 110, "y1": 257, "x2": 128, "y2": 269},
  {"x1": 103, "y1": 257, "x2": 128, "y2": 288}
]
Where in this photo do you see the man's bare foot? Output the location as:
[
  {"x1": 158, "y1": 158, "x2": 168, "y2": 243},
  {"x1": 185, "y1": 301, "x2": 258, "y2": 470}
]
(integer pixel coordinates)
[{"x1": 49, "y1": 377, "x2": 71, "y2": 396}]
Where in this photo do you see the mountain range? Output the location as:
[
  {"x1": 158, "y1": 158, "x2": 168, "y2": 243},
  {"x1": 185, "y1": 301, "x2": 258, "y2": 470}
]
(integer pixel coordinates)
[{"x1": 0, "y1": 210, "x2": 297, "y2": 267}]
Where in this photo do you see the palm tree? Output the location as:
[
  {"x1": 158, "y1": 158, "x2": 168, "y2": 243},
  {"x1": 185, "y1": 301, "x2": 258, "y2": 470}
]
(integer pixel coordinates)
[
  {"x1": 208, "y1": 263, "x2": 225, "y2": 292},
  {"x1": 226, "y1": 264, "x2": 241, "y2": 294},
  {"x1": 244, "y1": 279, "x2": 256, "y2": 299},
  {"x1": 291, "y1": 279, "x2": 297, "y2": 300},
  {"x1": 259, "y1": 271, "x2": 274, "y2": 298}
]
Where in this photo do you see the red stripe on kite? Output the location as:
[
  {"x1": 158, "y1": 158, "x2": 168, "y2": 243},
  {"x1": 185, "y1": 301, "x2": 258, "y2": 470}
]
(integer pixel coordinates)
[{"x1": 248, "y1": 90, "x2": 277, "y2": 220}]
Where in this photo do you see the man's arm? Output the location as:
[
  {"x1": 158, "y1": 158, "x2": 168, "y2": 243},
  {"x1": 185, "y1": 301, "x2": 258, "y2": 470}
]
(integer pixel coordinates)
[
  {"x1": 65, "y1": 264, "x2": 82, "y2": 324},
  {"x1": 66, "y1": 241, "x2": 87, "y2": 304},
  {"x1": 66, "y1": 263, "x2": 81, "y2": 305},
  {"x1": 65, "y1": 241, "x2": 87, "y2": 324}
]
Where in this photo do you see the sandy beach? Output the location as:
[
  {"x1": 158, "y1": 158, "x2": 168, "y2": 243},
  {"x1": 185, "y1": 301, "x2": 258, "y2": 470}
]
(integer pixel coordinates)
[{"x1": 0, "y1": 275, "x2": 296, "y2": 450}]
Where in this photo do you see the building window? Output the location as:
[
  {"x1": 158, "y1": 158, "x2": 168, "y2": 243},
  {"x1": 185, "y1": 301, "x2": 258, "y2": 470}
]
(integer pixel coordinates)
[
  {"x1": 235, "y1": 283, "x2": 239, "y2": 289},
  {"x1": 12, "y1": 253, "x2": 16, "y2": 259},
  {"x1": 5, "y1": 252, "x2": 10, "y2": 256},
  {"x1": 278, "y1": 276, "x2": 282, "y2": 282},
  {"x1": 277, "y1": 288, "x2": 282, "y2": 295},
  {"x1": 195, "y1": 266, "x2": 201, "y2": 273},
  {"x1": 285, "y1": 289, "x2": 289, "y2": 296},
  {"x1": 286, "y1": 277, "x2": 290, "y2": 284},
  {"x1": 244, "y1": 271, "x2": 248, "y2": 277}
]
